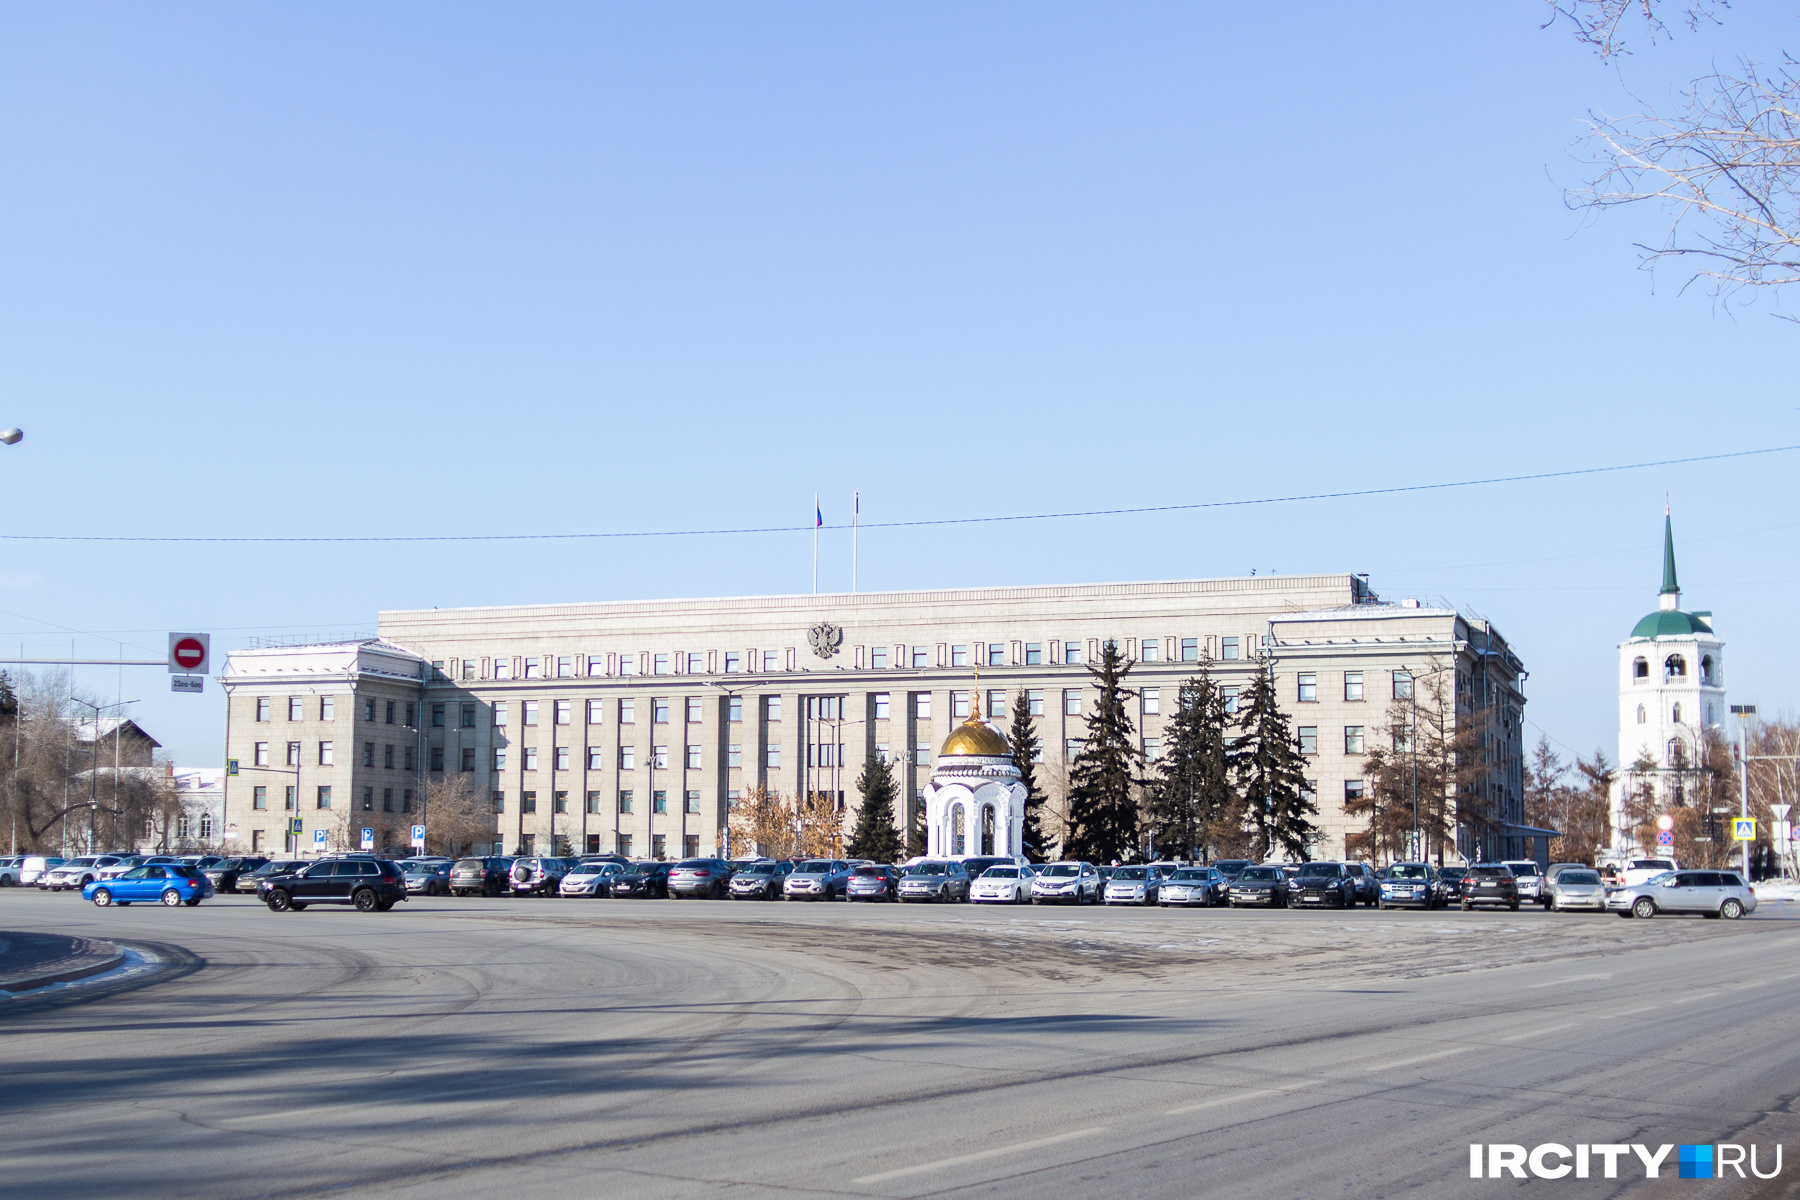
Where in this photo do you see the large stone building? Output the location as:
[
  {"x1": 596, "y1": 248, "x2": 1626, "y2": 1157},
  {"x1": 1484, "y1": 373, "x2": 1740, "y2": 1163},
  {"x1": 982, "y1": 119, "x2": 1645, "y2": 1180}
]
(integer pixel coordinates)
[{"x1": 218, "y1": 573, "x2": 1528, "y2": 863}]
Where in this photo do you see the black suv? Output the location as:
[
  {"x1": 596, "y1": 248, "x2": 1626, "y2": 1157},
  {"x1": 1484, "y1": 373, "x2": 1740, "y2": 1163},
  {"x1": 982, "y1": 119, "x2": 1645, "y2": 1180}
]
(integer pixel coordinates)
[
  {"x1": 259, "y1": 859, "x2": 408, "y2": 912},
  {"x1": 449, "y1": 856, "x2": 515, "y2": 897},
  {"x1": 609, "y1": 861, "x2": 672, "y2": 898},
  {"x1": 206, "y1": 856, "x2": 271, "y2": 894},
  {"x1": 1461, "y1": 864, "x2": 1519, "y2": 911}
]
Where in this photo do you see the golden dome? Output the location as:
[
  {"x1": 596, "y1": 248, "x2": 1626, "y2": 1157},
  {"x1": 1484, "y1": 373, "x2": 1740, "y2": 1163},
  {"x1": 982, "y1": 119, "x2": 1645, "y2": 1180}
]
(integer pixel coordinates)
[{"x1": 939, "y1": 694, "x2": 1011, "y2": 757}]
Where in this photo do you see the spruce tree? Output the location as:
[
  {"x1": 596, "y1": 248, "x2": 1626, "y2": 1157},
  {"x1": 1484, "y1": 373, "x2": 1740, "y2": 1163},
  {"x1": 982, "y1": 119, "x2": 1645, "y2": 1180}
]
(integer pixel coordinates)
[
  {"x1": 905, "y1": 786, "x2": 928, "y2": 858},
  {"x1": 1063, "y1": 640, "x2": 1142, "y2": 864},
  {"x1": 1150, "y1": 666, "x2": 1234, "y2": 861},
  {"x1": 1228, "y1": 662, "x2": 1318, "y2": 860},
  {"x1": 847, "y1": 751, "x2": 901, "y2": 862},
  {"x1": 1008, "y1": 688, "x2": 1045, "y2": 859}
]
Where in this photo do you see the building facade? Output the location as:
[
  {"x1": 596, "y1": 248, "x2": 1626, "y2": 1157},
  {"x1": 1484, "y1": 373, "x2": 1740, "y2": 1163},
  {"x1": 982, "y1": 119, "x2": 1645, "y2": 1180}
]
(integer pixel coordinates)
[{"x1": 219, "y1": 573, "x2": 1528, "y2": 863}]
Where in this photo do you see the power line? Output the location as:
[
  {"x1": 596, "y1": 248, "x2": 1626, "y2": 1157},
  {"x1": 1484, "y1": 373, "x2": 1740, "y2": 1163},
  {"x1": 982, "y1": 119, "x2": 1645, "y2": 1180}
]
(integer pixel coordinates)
[{"x1": 2, "y1": 442, "x2": 1793, "y2": 545}]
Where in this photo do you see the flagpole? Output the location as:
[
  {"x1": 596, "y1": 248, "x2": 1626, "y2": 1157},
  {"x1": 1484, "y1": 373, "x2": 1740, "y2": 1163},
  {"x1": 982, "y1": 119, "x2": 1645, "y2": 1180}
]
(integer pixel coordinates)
[
  {"x1": 852, "y1": 491, "x2": 858, "y2": 593},
  {"x1": 812, "y1": 493, "x2": 819, "y2": 595}
]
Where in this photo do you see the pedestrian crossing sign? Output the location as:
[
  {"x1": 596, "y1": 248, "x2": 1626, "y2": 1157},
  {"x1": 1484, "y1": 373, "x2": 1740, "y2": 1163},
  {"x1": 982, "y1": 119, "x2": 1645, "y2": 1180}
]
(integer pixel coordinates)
[{"x1": 1731, "y1": 817, "x2": 1756, "y2": 842}]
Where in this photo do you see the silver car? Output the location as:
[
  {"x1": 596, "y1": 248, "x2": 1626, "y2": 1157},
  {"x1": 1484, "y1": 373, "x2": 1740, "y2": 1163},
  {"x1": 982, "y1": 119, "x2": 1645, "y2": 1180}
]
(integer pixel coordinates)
[
  {"x1": 897, "y1": 860, "x2": 971, "y2": 903},
  {"x1": 1103, "y1": 864, "x2": 1161, "y2": 906},
  {"x1": 728, "y1": 860, "x2": 792, "y2": 899},
  {"x1": 1545, "y1": 868, "x2": 1606, "y2": 912},
  {"x1": 1608, "y1": 869, "x2": 1757, "y2": 920},
  {"x1": 783, "y1": 859, "x2": 852, "y2": 901},
  {"x1": 560, "y1": 860, "x2": 624, "y2": 896},
  {"x1": 1030, "y1": 861, "x2": 1101, "y2": 905}
]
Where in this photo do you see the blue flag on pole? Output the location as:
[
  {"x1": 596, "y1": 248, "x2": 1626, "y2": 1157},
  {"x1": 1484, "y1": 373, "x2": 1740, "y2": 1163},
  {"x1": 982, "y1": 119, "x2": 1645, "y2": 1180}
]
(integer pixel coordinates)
[{"x1": 816, "y1": 503, "x2": 823, "y2": 528}]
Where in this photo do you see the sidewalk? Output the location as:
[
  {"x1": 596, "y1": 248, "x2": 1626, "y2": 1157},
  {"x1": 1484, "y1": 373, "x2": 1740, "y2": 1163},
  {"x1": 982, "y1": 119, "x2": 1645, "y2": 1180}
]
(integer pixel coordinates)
[{"x1": 0, "y1": 931, "x2": 126, "y2": 993}]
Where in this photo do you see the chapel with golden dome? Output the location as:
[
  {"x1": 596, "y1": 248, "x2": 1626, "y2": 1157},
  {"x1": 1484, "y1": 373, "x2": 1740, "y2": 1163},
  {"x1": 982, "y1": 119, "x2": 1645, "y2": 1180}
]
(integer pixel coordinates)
[{"x1": 921, "y1": 694, "x2": 1028, "y2": 859}]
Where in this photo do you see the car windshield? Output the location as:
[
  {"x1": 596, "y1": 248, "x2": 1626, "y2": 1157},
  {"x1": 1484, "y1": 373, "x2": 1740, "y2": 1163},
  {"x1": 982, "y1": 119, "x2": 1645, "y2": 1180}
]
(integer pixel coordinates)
[
  {"x1": 1508, "y1": 863, "x2": 1541, "y2": 876},
  {"x1": 676, "y1": 860, "x2": 713, "y2": 869},
  {"x1": 853, "y1": 867, "x2": 888, "y2": 877},
  {"x1": 1561, "y1": 870, "x2": 1600, "y2": 885},
  {"x1": 1239, "y1": 867, "x2": 1282, "y2": 881},
  {"x1": 1298, "y1": 864, "x2": 1342, "y2": 878},
  {"x1": 740, "y1": 863, "x2": 776, "y2": 875},
  {"x1": 1470, "y1": 867, "x2": 1508, "y2": 878},
  {"x1": 1632, "y1": 860, "x2": 1674, "y2": 871},
  {"x1": 796, "y1": 861, "x2": 832, "y2": 873},
  {"x1": 1169, "y1": 868, "x2": 1207, "y2": 880},
  {"x1": 1041, "y1": 864, "x2": 1079, "y2": 877},
  {"x1": 1645, "y1": 871, "x2": 1676, "y2": 885},
  {"x1": 1112, "y1": 867, "x2": 1148, "y2": 880},
  {"x1": 454, "y1": 859, "x2": 487, "y2": 870},
  {"x1": 1390, "y1": 865, "x2": 1429, "y2": 879},
  {"x1": 908, "y1": 862, "x2": 948, "y2": 875},
  {"x1": 1440, "y1": 867, "x2": 1467, "y2": 878},
  {"x1": 981, "y1": 867, "x2": 1019, "y2": 878}
]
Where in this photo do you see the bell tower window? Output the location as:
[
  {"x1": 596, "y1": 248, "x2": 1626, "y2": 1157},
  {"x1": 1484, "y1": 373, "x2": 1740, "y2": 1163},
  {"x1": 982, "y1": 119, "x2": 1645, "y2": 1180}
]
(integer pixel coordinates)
[
  {"x1": 1672, "y1": 702, "x2": 1683, "y2": 724},
  {"x1": 1664, "y1": 654, "x2": 1686, "y2": 679},
  {"x1": 1701, "y1": 655, "x2": 1715, "y2": 685},
  {"x1": 1636, "y1": 704, "x2": 1646, "y2": 725},
  {"x1": 1633, "y1": 657, "x2": 1649, "y2": 681}
]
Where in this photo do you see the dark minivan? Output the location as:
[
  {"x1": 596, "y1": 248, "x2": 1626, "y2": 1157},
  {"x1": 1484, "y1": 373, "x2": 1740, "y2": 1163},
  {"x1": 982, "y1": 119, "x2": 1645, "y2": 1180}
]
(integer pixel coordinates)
[
  {"x1": 449, "y1": 856, "x2": 515, "y2": 897},
  {"x1": 259, "y1": 859, "x2": 408, "y2": 912}
]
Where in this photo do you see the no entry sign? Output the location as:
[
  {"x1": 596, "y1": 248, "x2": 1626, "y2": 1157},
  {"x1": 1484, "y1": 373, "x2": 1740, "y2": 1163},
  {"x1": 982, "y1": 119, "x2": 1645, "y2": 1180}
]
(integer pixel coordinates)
[{"x1": 168, "y1": 632, "x2": 210, "y2": 674}]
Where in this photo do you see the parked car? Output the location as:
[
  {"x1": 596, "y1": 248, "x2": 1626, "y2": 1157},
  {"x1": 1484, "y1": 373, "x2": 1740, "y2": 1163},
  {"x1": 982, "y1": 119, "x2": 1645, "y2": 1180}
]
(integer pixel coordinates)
[
  {"x1": 0, "y1": 856, "x2": 20, "y2": 886},
  {"x1": 958, "y1": 856, "x2": 1020, "y2": 888},
  {"x1": 449, "y1": 856, "x2": 515, "y2": 897},
  {"x1": 846, "y1": 864, "x2": 902, "y2": 902},
  {"x1": 86, "y1": 863, "x2": 214, "y2": 908},
  {"x1": 1617, "y1": 857, "x2": 1679, "y2": 888},
  {"x1": 403, "y1": 861, "x2": 453, "y2": 895},
  {"x1": 610, "y1": 861, "x2": 672, "y2": 899},
  {"x1": 668, "y1": 858, "x2": 735, "y2": 899},
  {"x1": 1501, "y1": 860, "x2": 1546, "y2": 904},
  {"x1": 1436, "y1": 865, "x2": 1470, "y2": 903},
  {"x1": 98, "y1": 855, "x2": 181, "y2": 881},
  {"x1": 18, "y1": 856, "x2": 64, "y2": 886},
  {"x1": 560, "y1": 860, "x2": 625, "y2": 897},
  {"x1": 1158, "y1": 865, "x2": 1227, "y2": 907},
  {"x1": 728, "y1": 859, "x2": 793, "y2": 900},
  {"x1": 259, "y1": 859, "x2": 408, "y2": 912},
  {"x1": 1289, "y1": 862, "x2": 1357, "y2": 908},
  {"x1": 182, "y1": 856, "x2": 227, "y2": 869},
  {"x1": 1377, "y1": 862, "x2": 1440, "y2": 910},
  {"x1": 1228, "y1": 865, "x2": 1290, "y2": 908},
  {"x1": 1345, "y1": 862, "x2": 1380, "y2": 906},
  {"x1": 41, "y1": 856, "x2": 133, "y2": 891},
  {"x1": 508, "y1": 856, "x2": 571, "y2": 897},
  {"x1": 1608, "y1": 870, "x2": 1756, "y2": 920},
  {"x1": 205, "y1": 856, "x2": 271, "y2": 894},
  {"x1": 1461, "y1": 864, "x2": 1519, "y2": 910},
  {"x1": 1103, "y1": 864, "x2": 1162, "y2": 906},
  {"x1": 241, "y1": 860, "x2": 310, "y2": 893},
  {"x1": 783, "y1": 859, "x2": 853, "y2": 901},
  {"x1": 1030, "y1": 861, "x2": 1101, "y2": 905},
  {"x1": 1212, "y1": 859, "x2": 1252, "y2": 881},
  {"x1": 1545, "y1": 867, "x2": 1607, "y2": 912},
  {"x1": 1545, "y1": 862, "x2": 1588, "y2": 884},
  {"x1": 897, "y1": 860, "x2": 971, "y2": 903},
  {"x1": 969, "y1": 864, "x2": 1035, "y2": 904}
]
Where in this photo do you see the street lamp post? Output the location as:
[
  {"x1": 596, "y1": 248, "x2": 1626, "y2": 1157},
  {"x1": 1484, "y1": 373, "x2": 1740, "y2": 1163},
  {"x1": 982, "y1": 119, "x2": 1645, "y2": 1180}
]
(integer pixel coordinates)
[{"x1": 67, "y1": 697, "x2": 133, "y2": 855}]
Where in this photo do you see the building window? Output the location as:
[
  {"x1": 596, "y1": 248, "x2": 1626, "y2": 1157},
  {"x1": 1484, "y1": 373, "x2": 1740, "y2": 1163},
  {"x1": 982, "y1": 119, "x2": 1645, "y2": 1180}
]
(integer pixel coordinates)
[
  {"x1": 1064, "y1": 642, "x2": 1082, "y2": 665},
  {"x1": 680, "y1": 653, "x2": 699, "y2": 674},
  {"x1": 867, "y1": 646, "x2": 888, "y2": 669},
  {"x1": 320, "y1": 696, "x2": 335, "y2": 721},
  {"x1": 653, "y1": 653, "x2": 669, "y2": 675},
  {"x1": 1297, "y1": 674, "x2": 1317, "y2": 703},
  {"x1": 1221, "y1": 637, "x2": 1240, "y2": 661},
  {"x1": 256, "y1": 697, "x2": 270, "y2": 722},
  {"x1": 618, "y1": 790, "x2": 634, "y2": 813},
  {"x1": 1665, "y1": 654, "x2": 1687, "y2": 679},
  {"x1": 683, "y1": 834, "x2": 699, "y2": 858},
  {"x1": 686, "y1": 744, "x2": 702, "y2": 769},
  {"x1": 461, "y1": 747, "x2": 476, "y2": 772},
  {"x1": 652, "y1": 745, "x2": 669, "y2": 769},
  {"x1": 619, "y1": 699, "x2": 635, "y2": 724},
  {"x1": 550, "y1": 656, "x2": 567, "y2": 678},
  {"x1": 384, "y1": 744, "x2": 395, "y2": 769},
  {"x1": 382, "y1": 788, "x2": 394, "y2": 812},
  {"x1": 1027, "y1": 689, "x2": 1044, "y2": 716},
  {"x1": 1392, "y1": 671, "x2": 1412, "y2": 700},
  {"x1": 289, "y1": 697, "x2": 304, "y2": 721},
  {"x1": 588, "y1": 656, "x2": 605, "y2": 677},
  {"x1": 766, "y1": 745, "x2": 781, "y2": 769},
  {"x1": 316, "y1": 786, "x2": 332, "y2": 809},
  {"x1": 987, "y1": 644, "x2": 1006, "y2": 667},
  {"x1": 404, "y1": 702, "x2": 415, "y2": 727},
  {"x1": 987, "y1": 690, "x2": 1007, "y2": 719},
  {"x1": 522, "y1": 701, "x2": 539, "y2": 726},
  {"x1": 588, "y1": 699, "x2": 604, "y2": 724},
  {"x1": 523, "y1": 658, "x2": 540, "y2": 680},
  {"x1": 555, "y1": 746, "x2": 570, "y2": 771},
  {"x1": 401, "y1": 789, "x2": 412, "y2": 812},
  {"x1": 686, "y1": 696, "x2": 703, "y2": 723},
  {"x1": 285, "y1": 785, "x2": 296, "y2": 810},
  {"x1": 1142, "y1": 688, "x2": 1160, "y2": 716},
  {"x1": 364, "y1": 699, "x2": 377, "y2": 722},
  {"x1": 587, "y1": 746, "x2": 603, "y2": 770},
  {"x1": 1637, "y1": 704, "x2": 1647, "y2": 725},
  {"x1": 763, "y1": 650, "x2": 780, "y2": 672},
  {"x1": 1025, "y1": 642, "x2": 1043, "y2": 665},
  {"x1": 619, "y1": 746, "x2": 635, "y2": 770},
  {"x1": 255, "y1": 742, "x2": 269, "y2": 767},
  {"x1": 652, "y1": 697, "x2": 669, "y2": 724},
  {"x1": 873, "y1": 693, "x2": 890, "y2": 721},
  {"x1": 430, "y1": 746, "x2": 444, "y2": 772},
  {"x1": 684, "y1": 789, "x2": 701, "y2": 815},
  {"x1": 619, "y1": 653, "x2": 637, "y2": 676},
  {"x1": 1180, "y1": 638, "x2": 1198, "y2": 662},
  {"x1": 617, "y1": 833, "x2": 633, "y2": 856},
  {"x1": 1344, "y1": 779, "x2": 1365, "y2": 805},
  {"x1": 1141, "y1": 639, "x2": 1160, "y2": 663},
  {"x1": 493, "y1": 791, "x2": 505, "y2": 813},
  {"x1": 553, "y1": 791, "x2": 568, "y2": 814},
  {"x1": 1344, "y1": 726, "x2": 1365, "y2": 754},
  {"x1": 950, "y1": 645, "x2": 968, "y2": 668},
  {"x1": 1297, "y1": 726, "x2": 1318, "y2": 755},
  {"x1": 1143, "y1": 736, "x2": 1161, "y2": 760},
  {"x1": 651, "y1": 833, "x2": 666, "y2": 859},
  {"x1": 1064, "y1": 689, "x2": 1082, "y2": 716},
  {"x1": 1672, "y1": 703, "x2": 1683, "y2": 724},
  {"x1": 652, "y1": 791, "x2": 668, "y2": 814},
  {"x1": 461, "y1": 703, "x2": 476, "y2": 728},
  {"x1": 724, "y1": 651, "x2": 741, "y2": 673},
  {"x1": 1701, "y1": 655, "x2": 1716, "y2": 685},
  {"x1": 554, "y1": 700, "x2": 571, "y2": 725},
  {"x1": 951, "y1": 691, "x2": 970, "y2": 719},
  {"x1": 385, "y1": 700, "x2": 396, "y2": 725},
  {"x1": 253, "y1": 786, "x2": 267, "y2": 810},
  {"x1": 521, "y1": 791, "x2": 537, "y2": 814},
  {"x1": 726, "y1": 696, "x2": 742, "y2": 723},
  {"x1": 874, "y1": 742, "x2": 888, "y2": 762},
  {"x1": 766, "y1": 696, "x2": 783, "y2": 721},
  {"x1": 494, "y1": 658, "x2": 512, "y2": 681},
  {"x1": 403, "y1": 746, "x2": 415, "y2": 771},
  {"x1": 494, "y1": 749, "x2": 508, "y2": 771},
  {"x1": 1065, "y1": 738, "x2": 1082, "y2": 761},
  {"x1": 431, "y1": 703, "x2": 445, "y2": 727},
  {"x1": 286, "y1": 741, "x2": 301, "y2": 767},
  {"x1": 727, "y1": 744, "x2": 742, "y2": 769},
  {"x1": 1344, "y1": 672, "x2": 1363, "y2": 702},
  {"x1": 913, "y1": 693, "x2": 930, "y2": 720},
  {"x1": 494, "y1": 702, "x2": 508, "y2": 727},
  {"x1": 585, "y1": 791, "x2": 601, "y2": 814},
  {"x1": 914, "y1": 740, "x2": 931, "y2": 766}
]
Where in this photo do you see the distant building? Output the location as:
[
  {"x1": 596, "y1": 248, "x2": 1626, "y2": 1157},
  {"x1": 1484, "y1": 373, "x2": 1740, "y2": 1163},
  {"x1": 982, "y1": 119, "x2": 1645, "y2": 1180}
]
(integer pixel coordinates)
[
  {"x1": 166, "y1": 767, "x2": 226, "y2": 851},
  {"x1": 218, "y1": 574, "x2": 1529, "y2": 863}
]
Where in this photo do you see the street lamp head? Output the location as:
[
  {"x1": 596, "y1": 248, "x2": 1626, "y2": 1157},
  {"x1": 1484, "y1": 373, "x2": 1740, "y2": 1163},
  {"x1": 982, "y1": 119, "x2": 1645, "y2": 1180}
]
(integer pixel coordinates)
[{"x1": 0, "y1": 428, "x2": 21, "y2": 445}]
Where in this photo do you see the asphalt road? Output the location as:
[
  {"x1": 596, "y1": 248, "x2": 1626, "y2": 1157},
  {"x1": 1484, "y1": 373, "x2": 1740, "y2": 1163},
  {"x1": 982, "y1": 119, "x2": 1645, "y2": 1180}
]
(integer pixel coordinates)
[{"x1": 3, "y1": 889, "x2": 1798, "y2": 1200}]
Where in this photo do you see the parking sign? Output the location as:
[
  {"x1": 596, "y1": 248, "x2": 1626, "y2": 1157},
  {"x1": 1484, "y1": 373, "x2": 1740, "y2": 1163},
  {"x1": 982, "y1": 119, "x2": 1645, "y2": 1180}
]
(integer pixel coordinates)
[
  {"x1": 410, "y1": 824, "x2": 426, "y2": 848},
  {"x1": 313, "y1": 829, "x2": 327, "y2": 848},
  {"x1": 360, "y1": 828, "x2": 374, "y2": 850}
]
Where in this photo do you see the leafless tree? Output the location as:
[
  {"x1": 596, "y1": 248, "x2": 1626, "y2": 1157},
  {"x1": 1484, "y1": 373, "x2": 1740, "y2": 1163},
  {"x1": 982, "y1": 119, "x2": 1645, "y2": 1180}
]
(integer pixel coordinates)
[
  {"x1": 421, "y1": 771, "x2": 494, "y2": 858},
  {"x1": 1545, "y1": 0, "x2": 1724, "y2": 60}
]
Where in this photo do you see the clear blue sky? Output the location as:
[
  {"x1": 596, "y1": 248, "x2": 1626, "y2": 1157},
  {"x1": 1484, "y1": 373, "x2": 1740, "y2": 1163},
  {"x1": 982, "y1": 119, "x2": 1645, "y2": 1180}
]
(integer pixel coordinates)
[{"x1": 1, "y1": 2, "x2": 1794, "y2": 770}]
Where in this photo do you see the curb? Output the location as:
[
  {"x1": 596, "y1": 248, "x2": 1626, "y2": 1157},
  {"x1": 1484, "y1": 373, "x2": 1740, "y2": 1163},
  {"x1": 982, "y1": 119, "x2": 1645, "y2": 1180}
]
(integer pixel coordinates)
[{"x1": 0, "y1": 937, "x2": 128, "y2": 993}]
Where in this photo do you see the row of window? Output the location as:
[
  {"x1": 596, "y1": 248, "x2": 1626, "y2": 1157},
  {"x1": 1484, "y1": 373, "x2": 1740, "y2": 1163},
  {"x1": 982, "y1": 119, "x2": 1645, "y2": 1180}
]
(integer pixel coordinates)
[
  {"x1": 1295, "y1": 671, "x2": 1413, "y2": 703},
  {"x1": 1631, "y1": 653, "x2": 1718, "y2": 685},
  {"x1": 252, "y1": 696, "x2": 419, "y2": 726},
  {"x1": 1636, "y1": 701, "x2": 1719, "y2": 727},
  {"x1": 491, "y1": 789, "x2": 709, "y2": 816}
]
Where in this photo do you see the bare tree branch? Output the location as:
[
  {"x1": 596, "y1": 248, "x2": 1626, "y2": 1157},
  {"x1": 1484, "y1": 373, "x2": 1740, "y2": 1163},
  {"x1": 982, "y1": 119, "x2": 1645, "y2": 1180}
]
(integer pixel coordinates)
[{"x1": 1545, "y1": 0, "x2": 1725, "y2": 60}]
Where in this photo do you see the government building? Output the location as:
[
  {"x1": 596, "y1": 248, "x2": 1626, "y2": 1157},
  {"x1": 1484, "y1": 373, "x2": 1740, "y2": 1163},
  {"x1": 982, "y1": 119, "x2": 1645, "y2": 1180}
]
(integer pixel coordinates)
[{"x1": 217, "y1": 572, "x2": 1528, "y2": 864}]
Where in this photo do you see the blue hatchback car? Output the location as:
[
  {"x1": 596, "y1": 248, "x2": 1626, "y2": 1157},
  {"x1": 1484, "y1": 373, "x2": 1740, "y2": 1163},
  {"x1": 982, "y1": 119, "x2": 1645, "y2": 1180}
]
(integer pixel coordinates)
[{"x1": 85, "y1": 864, "x2": 215, "y2": 907}]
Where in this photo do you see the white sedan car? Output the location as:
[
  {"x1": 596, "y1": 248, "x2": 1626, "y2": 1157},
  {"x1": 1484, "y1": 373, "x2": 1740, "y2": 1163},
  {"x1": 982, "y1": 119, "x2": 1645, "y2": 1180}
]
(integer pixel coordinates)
[
  {"x1": 559, "y1": 861, "x2": 624, "y2": 897},
  {"x1": 1545, "y1": 867, "x2": 1606, "y2": 912},
  {"x1": 970, "y1": 864, "x2": 1036, "y2": 904}
]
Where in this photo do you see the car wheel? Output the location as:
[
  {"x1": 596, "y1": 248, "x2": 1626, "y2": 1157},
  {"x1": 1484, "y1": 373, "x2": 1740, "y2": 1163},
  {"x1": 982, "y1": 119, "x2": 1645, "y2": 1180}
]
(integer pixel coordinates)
[
  {"x1": 161, "y1": 889, "x2": 183, "y2": 907},
  {"x1": 268, "y1": 889, "x2": 292, "y2": 912},
  {"x1": 1721, "y1": 899, "x2": 1745, "y2": 920},
  {"x1": 353, "y1": 888, "x2": 379, "y2": 912},
  {"x1": 185, "y1": 898, "x2": 202, "y2": 906},
  {"x1": 1632, "y1": 897, "x2": 1656, "y2": 919},
  {"x1": 92, "y1": 888, "x2": 113, "y2": 907},
  {"x1": 1510, "y1": 901, "x2": 1520, "y2": 911}
]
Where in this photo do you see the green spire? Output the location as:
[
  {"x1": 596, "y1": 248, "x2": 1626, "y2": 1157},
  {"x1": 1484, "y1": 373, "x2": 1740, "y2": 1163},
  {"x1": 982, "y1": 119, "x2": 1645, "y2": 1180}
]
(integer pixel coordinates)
[{"x1": 1660, "y1": 509, "x2": 1680, "y2": 596}]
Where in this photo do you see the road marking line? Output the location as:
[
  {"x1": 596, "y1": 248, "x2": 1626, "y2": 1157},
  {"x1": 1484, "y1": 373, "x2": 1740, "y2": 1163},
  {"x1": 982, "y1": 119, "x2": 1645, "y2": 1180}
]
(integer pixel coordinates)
[
  {"x1": 1165, "y1": 1080, "x2": 1317, "y2": 1115},
  {"x1": 852, "y1": 1127, "x2": 1109, "y2": 1184},
  {"x1": 1368, "y1": 1046, "x2": 1471, "y2": 1071},
  {"x1": 1500, "y1": 1022, "x2": 1578, "y2": 1042},
  {"x1": 1598, "y1": 1005, "x2": 1657, "y2": 1018},
  {"x1": 1526, "y1": 972, "x2": 1613, "y2": 989}
]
